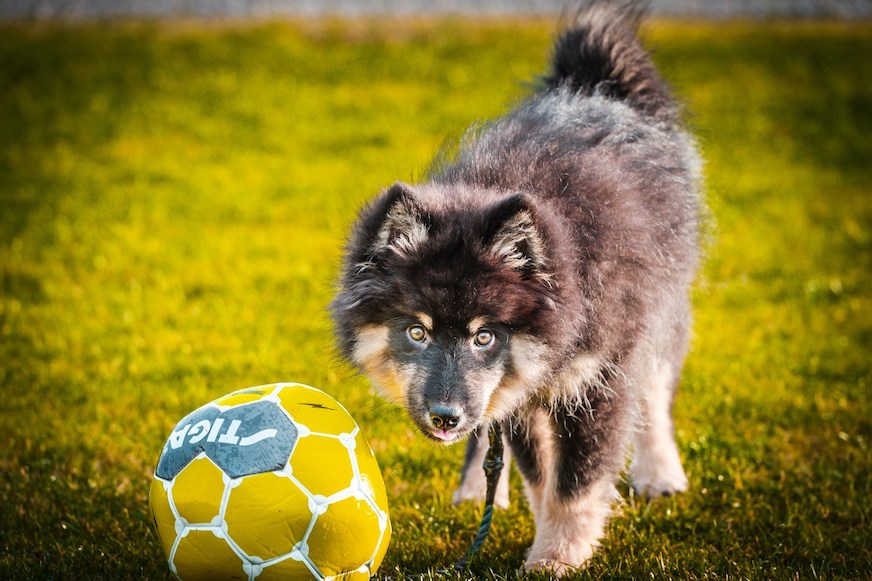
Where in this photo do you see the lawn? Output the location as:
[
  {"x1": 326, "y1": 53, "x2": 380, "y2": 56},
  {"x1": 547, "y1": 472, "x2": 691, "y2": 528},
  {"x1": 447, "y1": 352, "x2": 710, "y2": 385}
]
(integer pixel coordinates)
[{"x1": 1, "y1": 15, "x2": 870, "y2": 580}]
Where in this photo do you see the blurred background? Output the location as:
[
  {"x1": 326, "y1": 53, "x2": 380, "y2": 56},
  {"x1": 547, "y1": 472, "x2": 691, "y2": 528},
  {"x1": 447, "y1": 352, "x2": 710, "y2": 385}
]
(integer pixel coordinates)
[{"x1": 3, "y1": 0, "x2": 871, "y2": 19}]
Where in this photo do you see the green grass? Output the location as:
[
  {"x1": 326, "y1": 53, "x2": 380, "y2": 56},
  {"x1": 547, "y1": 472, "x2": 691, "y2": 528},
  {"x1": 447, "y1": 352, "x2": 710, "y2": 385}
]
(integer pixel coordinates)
[{"x1": 1, "y1": 16, "x2": 870, "y2": 580}]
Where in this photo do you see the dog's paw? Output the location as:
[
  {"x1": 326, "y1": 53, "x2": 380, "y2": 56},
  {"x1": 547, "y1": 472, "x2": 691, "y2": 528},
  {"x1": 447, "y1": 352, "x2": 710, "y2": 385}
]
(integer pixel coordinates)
[
  {"x1": 524, "y1": 559, "x2": 577, "y2": 578},
  {"x1": 451, "y1": 484, "x2": 484, "y2": 506},
  {"x1": 451, "y1": 483, "x2": 510, "y2": 509},
  {"x1": 524, "y1": 545, "x2": 593, "y2": 577},
  {"x1": 631, "y1": 464, "x2": 689, "y2": 498}
]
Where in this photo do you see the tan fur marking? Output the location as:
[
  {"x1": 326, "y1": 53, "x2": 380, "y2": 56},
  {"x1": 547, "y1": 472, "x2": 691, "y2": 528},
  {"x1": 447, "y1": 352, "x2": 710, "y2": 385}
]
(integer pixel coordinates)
[
  {"x1": 351, "y1": 325, "x2": 390, "y2": 366},
  {"x1": 351, "y1": 325, "x2": 407, "y2": 402},
  {"x1": 467, "y1": 316, "x2": 489, "y2": 334},
  {"x1": 546, "y1": 353, "x2": 611, "y2": 414},
  {"x1": 486, "y1": 335, "x2": 550, "y2": 420},
  {"x1": 415, "y1": 312, "x2": 434, "y2": 330}
]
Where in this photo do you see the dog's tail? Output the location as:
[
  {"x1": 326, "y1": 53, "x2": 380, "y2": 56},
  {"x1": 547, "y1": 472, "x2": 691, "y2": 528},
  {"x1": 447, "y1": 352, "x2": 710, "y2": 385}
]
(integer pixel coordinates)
[{"x1": 544, "y1": 0, "x2": 676, "y2": 122}]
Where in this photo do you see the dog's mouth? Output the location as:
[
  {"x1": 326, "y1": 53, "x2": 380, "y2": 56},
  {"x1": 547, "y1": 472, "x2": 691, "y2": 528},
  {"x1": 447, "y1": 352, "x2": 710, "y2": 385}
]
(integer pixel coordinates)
[
  {"x1": 415, "y1": 418, "x2": 475, "y2": 445},
  {"x1": 411, "y1": 401, "x2": 483, "y2": 445},
  {"x1": 429, "y1": 428, "x2": 464, "y2": 444}
]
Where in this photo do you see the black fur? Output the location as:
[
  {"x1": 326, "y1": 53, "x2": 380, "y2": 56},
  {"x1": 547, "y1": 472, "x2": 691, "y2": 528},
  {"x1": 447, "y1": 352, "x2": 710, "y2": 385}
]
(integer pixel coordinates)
[
  {"x1": 544, "y1": 1, "x2": 678, "y2": 123},
  {"x1": 553, "y1": 380, "x2": 625, "y2": 498},
  {"x1": 504, "y1": 418, "x2": 544, "y2": 486}
]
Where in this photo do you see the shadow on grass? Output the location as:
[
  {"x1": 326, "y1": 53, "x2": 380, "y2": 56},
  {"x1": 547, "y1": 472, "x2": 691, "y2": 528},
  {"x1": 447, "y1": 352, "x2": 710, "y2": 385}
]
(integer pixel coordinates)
[{"x1": 0, "y1": 442, "x2": 168, "y2": 579}]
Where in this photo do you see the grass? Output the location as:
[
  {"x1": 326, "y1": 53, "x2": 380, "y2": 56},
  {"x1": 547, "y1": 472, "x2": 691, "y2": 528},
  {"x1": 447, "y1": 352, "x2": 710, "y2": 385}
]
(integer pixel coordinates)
[{"x1": 1, "y1": 15, "x2": 870, "y2": 580}]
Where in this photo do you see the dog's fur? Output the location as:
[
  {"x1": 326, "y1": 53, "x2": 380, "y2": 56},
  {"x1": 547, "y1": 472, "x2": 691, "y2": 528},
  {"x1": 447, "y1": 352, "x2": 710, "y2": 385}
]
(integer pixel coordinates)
[{"x1": 331, "y1": 1, "x2": 702, "y2": 574}]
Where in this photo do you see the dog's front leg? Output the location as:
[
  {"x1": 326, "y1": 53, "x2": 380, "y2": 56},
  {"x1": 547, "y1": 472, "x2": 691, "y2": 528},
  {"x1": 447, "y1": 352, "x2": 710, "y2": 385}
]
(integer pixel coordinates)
[
  {"x1": 510, "y1": 389, "x2": 630, "y2": 576},
  {"x1": 524, "y1": 470, "x2": 619, "y2": 575}
]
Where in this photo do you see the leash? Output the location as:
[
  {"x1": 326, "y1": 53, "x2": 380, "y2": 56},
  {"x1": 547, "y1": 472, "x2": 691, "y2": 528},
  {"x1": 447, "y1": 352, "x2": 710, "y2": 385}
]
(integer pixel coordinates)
[
  {"x1": 450, "y1": 422, "x2": 504, "y2": 572},
  {"x1": 378, "y1": 422, "x2": 505, "y2": 579}
]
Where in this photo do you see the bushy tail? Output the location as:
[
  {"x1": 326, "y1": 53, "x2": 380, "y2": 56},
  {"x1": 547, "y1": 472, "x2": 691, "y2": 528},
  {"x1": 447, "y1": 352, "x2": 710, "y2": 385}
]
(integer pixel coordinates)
[{"x1": 544, "y1": 0, "x2": 677, "y2": 122}]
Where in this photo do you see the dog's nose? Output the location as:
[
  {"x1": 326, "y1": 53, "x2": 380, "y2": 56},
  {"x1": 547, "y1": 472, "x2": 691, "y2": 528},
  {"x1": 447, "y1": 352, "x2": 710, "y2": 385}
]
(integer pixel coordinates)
[{"x1": 429, "y1": 405, "x2": 462, "y2": 430}]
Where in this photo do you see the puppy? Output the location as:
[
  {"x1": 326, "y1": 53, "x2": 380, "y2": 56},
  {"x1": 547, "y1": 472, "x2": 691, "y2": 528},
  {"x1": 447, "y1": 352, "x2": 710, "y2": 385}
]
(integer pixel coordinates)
[{"x1": 331, "y1": 1, "x2": 702, "y2": 574}]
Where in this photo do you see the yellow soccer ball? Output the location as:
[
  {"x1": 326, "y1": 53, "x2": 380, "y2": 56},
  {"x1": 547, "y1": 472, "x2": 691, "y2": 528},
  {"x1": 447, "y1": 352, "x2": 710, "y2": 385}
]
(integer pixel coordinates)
[{"x1": 149, "y1": 383, "x2": 391, "y2": 581}]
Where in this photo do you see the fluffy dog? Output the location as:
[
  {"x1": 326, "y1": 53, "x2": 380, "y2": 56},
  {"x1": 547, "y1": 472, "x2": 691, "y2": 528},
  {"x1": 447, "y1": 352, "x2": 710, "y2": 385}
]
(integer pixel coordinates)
[{"x1": 331, "y1": 1, "x2": 702, "y2": 574}]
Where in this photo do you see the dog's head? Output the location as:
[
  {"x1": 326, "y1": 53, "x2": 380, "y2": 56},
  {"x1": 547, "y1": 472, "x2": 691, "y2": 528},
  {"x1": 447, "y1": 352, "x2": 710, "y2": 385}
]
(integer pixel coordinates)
[{"x1": 333, "y1": 182, "x2": 565, "y2": 443}]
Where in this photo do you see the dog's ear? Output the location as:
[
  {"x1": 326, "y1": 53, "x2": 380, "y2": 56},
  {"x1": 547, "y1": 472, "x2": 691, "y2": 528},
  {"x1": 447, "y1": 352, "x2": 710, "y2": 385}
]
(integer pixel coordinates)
[
  {"x1": 483, "y1": 193, "x2": 549, "y2": 278},
  {"x1": 370, "y1": 182, "x2": 430, "y2": 258}
]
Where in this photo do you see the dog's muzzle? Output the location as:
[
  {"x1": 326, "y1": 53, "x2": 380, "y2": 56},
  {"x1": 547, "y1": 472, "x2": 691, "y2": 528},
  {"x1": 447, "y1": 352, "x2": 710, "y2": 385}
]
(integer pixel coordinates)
[{"x1": 428, "y1": 404, "x2": 464, "y2": 442}]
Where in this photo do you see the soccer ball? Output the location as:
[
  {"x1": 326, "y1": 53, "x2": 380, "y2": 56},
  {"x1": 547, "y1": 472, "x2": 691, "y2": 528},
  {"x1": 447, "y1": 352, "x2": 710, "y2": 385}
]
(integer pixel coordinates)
[{"x1": 149, "y1": 383, "x2": 391, "y2": 581}]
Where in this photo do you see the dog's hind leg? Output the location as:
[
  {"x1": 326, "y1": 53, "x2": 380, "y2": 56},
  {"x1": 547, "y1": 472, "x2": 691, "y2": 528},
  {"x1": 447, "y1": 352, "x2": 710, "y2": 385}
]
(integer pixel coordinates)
[
  {"x1": 452, "y1": 424, "x2": 511, "y2": 508},
  {"x1": 630, "y1": 304, "x2": 691, "y2": 497},
  {"x1": 629, "y1": 355, "x2": 689, "y2": 497}
]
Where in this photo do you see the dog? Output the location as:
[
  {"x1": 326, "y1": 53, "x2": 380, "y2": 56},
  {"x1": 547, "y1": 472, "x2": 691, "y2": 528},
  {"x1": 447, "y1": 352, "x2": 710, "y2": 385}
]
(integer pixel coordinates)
[{"x1": 331, "y1": 1, "x2": 702, "y2": 574}]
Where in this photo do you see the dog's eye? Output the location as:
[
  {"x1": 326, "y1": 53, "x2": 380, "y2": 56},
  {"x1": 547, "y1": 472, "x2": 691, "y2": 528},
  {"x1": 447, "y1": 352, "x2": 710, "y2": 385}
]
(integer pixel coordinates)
[
  {"x1": 473, "y1": 329, "x2": 495, "y2": 348},
  {"x1": 407, "y1": 324, "x2": 428, "y2": 343}
]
